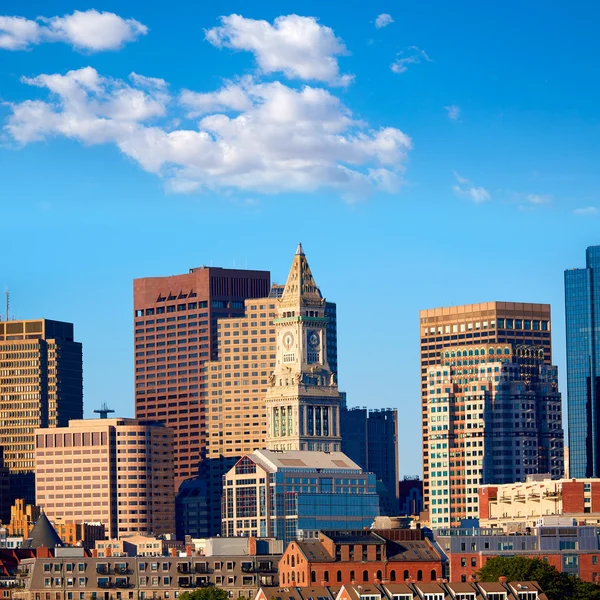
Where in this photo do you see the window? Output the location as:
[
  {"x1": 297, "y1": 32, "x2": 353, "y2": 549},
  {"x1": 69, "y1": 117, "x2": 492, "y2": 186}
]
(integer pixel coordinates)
[{"x1": 362, "y1": 570, "x2": 369, "y2": 582}]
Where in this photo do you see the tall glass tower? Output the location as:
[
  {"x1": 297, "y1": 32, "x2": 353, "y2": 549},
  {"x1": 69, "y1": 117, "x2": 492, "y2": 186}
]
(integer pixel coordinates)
[{"x1": 565, "y1": 246, "x2": 600, "y2": 477}]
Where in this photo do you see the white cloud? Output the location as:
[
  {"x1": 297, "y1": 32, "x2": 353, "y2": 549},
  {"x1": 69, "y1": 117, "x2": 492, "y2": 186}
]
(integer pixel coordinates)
[
  {"x1": 574, "y1": 206, "x2": 599, "y2": 216},
  {"x1": 5, "y1": 67, "x2": 411, "y2": 199},
  {"x1": 375, "y1": 14, "x2": 394, "y2": 29},
  {"x1": 205, "y1": 14, "x2": 352, "y2": 86},
  {"x1": 444, "y1": 105, "x2": 460, "y2": 120},
  {"x1": 391, "y1": 46, "x2": 432, "y2": 74},
  {"x1": 0, "y1": 9, "x2": 147, "y2": 51},
  {"x1": 452, "y1": 171, "x2": 491, "y2": 203},
  {"x1": 525, "y1": 193, "x2": 551, "y2": 205}
]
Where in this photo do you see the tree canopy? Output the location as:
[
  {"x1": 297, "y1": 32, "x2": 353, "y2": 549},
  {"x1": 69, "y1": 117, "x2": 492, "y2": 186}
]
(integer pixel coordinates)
[
  {"x1": 179, "y1": 588, "x2": 229, "y2": 600},
  {"x1": 477, "y1": 556, "x2": 600, "y2": 600}
]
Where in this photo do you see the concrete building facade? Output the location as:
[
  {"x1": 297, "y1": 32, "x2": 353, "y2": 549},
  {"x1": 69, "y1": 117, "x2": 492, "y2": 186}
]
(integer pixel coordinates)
[
  {"x1": 0, "y1": 319, "x2": 83, "y2": 503},
  {"x1": 34, "y1": 418, "x2": 175, "y2": 539},
  {"x1": 264, "y1": 244, "x2": 343, "y2": 452},
  {"x1": 221, "y1": 450, "x2": 379, "y2": 543}
]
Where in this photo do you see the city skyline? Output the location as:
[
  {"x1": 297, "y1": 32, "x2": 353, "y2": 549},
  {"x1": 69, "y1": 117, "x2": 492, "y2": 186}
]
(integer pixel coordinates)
[{"x1": 2, "y1": 0, "x2": 600, "y2": 477}]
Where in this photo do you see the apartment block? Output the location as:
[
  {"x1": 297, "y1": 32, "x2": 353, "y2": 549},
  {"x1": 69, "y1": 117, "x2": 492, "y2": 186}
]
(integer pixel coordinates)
[
  {"x1": 0, "y1": 319, "x2": 82, "y2": 503},
  {"x1": 134, "y1": 266, "x2": 271, "y2": 489},
  {"x1": 35, "y1": 418, "x2": 175, "y2": 539}
]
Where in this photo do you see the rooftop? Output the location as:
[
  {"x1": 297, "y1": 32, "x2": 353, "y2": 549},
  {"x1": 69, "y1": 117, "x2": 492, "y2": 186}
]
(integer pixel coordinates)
[{"x1": 251, "y1": 450, "x2": 363, "y2": 472}]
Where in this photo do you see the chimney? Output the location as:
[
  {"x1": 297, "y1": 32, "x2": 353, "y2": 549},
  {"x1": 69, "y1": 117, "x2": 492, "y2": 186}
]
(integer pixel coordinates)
[
  {"x1": 499, "y1": 576, "x2": 507, "y2": 583},
  {"x1": 106, "y1": 547, "x2": 112, "y2": 558},
  {"x1": 170, "y1": 548, "x2": 178, "y2": 557},
  {"x1": 185, "y1": 545, "x2": 193, "y2": 557},
  {"x1": 248, "y1": 536, "x2": 257, "y2": 556}
]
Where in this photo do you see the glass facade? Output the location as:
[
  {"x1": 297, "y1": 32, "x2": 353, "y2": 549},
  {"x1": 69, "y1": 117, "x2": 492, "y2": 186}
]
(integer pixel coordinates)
[{"x1": 565, "y1": 246, "x2": 600, "y2": 477}]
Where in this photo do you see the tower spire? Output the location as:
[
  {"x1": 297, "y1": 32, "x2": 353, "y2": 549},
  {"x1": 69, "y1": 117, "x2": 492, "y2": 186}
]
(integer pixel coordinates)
[{"x1": 281, "y1": 244, "x2": 323, "y2": 308}]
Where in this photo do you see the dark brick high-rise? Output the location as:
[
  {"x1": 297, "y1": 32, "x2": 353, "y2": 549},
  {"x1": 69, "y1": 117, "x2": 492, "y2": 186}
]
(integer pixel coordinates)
[{"x1": 134, "y1": 266, "x2": 270, "y2": 490}]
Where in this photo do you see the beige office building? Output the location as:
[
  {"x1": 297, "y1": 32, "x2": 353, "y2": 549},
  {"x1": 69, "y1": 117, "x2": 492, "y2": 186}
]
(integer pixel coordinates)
[
  {"x1": 35, "y1": 418, "x2": 175, "y2": 539},
  {"x1": 0, "y1": 319, "x2": 82, "y2": 503},
  {"x1": 419, "y1": 302, "x2": 553, "y2": 519}
]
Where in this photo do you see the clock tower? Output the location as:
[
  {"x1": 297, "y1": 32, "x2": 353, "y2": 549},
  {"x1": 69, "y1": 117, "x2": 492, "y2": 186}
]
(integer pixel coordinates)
[{"x1": 265, "y1": 243, "x2": 342, "y2": 451}]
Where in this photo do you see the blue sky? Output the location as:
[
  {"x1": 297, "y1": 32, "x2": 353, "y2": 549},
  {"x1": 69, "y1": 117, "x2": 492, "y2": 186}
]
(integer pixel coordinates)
[{"x1": 1, "y1": 0, "x2": 599, "y2": 476}]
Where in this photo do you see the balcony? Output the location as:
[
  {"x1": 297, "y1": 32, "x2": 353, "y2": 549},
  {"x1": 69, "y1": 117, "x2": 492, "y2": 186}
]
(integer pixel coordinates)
[
  {"x1": 177, "y1": 565, "x2": 191, "y2": 574},
  {"x1": 96, "y1": 567, "x2": 112, "y2": 575},
  {"x1": 194, "y1": 565, "x2": 211, "y2": 574},
  {"x1": 97, "y1": 580, "x2": 112, "y2": 589},
  {"x1": 241, "y1": 565, "x2": 255, "y2": 573},
  {"x1": 178, "y1": 578, "x2": 193, "y2": 588},
  {"x1": 113, "y1": 567, "x2": 132, "y2": 575},
  {"x1": 257, "y1": 564, "x2": 276, "y2": 573},
  {"x1": 115, "y1": 580, "x2": 132, "y2": 589}
]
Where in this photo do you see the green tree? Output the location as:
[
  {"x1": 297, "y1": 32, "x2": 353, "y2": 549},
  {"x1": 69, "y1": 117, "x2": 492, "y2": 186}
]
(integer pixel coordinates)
[
  {"x1": 477, "y1": 556, "x2": 600, "y2": 600},
  {"x1": 179, "y1": 588, "x2": 229, "y2": 600}
]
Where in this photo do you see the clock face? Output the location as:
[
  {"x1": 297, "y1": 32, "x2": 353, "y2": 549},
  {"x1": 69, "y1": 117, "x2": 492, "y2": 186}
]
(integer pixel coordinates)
[
  {"x1": 282, "y1": 331, "x2": 294, "y2": 349},
  {"x1": 308, "y1": 331, "x2": 320, "y2": 348}
]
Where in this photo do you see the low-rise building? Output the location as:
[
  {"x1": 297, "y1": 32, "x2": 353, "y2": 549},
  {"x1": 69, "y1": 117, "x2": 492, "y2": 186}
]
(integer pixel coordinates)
[
  {"x1": 53, "y1": 523, "x2": 105, "y2": 550},
  {"x1": 279, "y1": 529, "x2": 445, "y2": 587},
  {"x1": 479, "y1": 477, "x2": 600, "y2": 530},
  {"x1": 95, "y1": 536, "x2": 166, "y2": 558},
  {"x1": 435, "y1": 525, "x2": 600, "y2": 583},
  {"x1": 255, "y1": 581, "x2": 549, "y2": 600},
  {"x1": 12, "y1": 546, "x2": 281, "y2": 600},
  {"x1": 222, "y1": 450, "x2": 379, "y2": 543}
]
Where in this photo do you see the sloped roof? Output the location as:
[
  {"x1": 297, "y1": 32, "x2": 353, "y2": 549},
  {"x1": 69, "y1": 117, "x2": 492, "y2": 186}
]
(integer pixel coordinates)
[
  {"x1": 252, "y1": 450, "x2": 362, "y2": 472},
  {"x1": 22, "y1": 513, "x2": 63, "y2": 550}
]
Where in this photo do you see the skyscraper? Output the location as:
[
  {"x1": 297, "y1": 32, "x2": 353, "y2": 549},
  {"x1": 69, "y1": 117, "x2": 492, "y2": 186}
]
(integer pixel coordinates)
[
  {"x1": 0, "y1": 319, "x2": 83, "y2": 503},
  {"x1": 35, "y1": 417, "x2": 175, "y2": 538},
  {"x1": 134, "y1": 266, "x2": 270, "y2": 489},
  {"x1": 264, "y1": 243, "x2": 343, "y2": 451},
  {"x1": 426, "y1": 343, "x2": 563, "y2": 526},
  {"x1": 340, "y1": 407, "x2": 399, "y2": 514},
  {"x1": 420, "y1": 302, "x2": 553, "y2": 518},
  {"x1": 565, "y1": 245, "x2": 600, "y2": 478},
  {"x1": 179, "y1": 246, "x2": 341, "y2": 537}
]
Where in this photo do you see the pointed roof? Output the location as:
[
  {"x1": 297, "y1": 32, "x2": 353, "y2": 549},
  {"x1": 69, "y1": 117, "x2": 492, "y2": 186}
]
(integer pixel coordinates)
[
  {"x1": 281, "y1": 243, "x2": 323, "y2": 307},
  {"x1": 22, "y1": 512, "x2": 63, "y2": 550}
]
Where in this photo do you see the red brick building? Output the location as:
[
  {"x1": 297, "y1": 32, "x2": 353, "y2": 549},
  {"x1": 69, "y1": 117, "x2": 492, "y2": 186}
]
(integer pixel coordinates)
[
  {"x1": 134, "y1": 266, "x2": 270, "y2": 489},
  {"x1": 278, "y1": 530, "x2": 445, "y2": 587}
]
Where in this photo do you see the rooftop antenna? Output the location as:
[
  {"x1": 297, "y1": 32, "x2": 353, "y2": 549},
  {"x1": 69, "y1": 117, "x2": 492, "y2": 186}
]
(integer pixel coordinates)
[
  {"x1": 5, "y1": 290, "x2": 9, "y2": 322},
  {"x1": 93, "y1": 402, "x2": 115, "y2": 419}
]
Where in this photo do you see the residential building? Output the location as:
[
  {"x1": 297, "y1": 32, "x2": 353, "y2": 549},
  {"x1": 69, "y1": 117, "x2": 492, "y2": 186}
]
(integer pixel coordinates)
[
  {"x1": 256, "y1": 581, "x2": 550, "y2": 600},
  {"x1": 95, "y1": 536, "x2": 166, "y2": 557},
  {"x1": 13, "y1": 549, "x2": 281, "y2": 600},
  {"x1": 435, "y1": 524, "x2": 600, "y2": 584},
  {"x1": 134, "y1": 265, "x2": 271, "y2": 490},
  {"x1": 264, "y1": 243, "x2": 343, "y2": 452},
  {"x1": 420, "y1": 302, "x2": 553, "y2": 516},
  {"x1": 279, "y1": 529, "x2": 444, "y2": 587},
  {"x1": 0, "y1": 319, "x2": 83, "y2": 503},
  {"x1": 398, "y1": 477, "x2": 423, "y2": 517},
  {"x1": 478, "y1": 477, "x2": 600, "y2": 529},
  {"x1": 35, "y1": 418, "x2": 175, "y2": 539},
  {"x1": 221, "y1": 449, "x2": 379, "y2": 543},
  {"x1": 7, "y1": 500, "x2": 40, "y2": 537},
  {"x1": 565, "y1": 246, "x2": 600, "y2": 478},
  {"x1": 425, "y1": 343, "x2": 563, "y2": 526},
  {"x1": 340, "y1": 407, "x2": 399, "y2": 514}
]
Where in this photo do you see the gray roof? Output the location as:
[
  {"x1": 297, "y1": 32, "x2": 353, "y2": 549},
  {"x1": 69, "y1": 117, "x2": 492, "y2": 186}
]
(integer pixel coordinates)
[
  {"x1": 250, "y1": 450, "x2": 363, "y2": 472},
  {"x1": 22, "y1": 513, "x2": 63, "y2": 549}
]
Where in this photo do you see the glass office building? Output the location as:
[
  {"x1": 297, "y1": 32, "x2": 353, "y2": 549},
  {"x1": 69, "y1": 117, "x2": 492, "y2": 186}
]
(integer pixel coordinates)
[
  {"x1": 222, "y1": 450, "x2": 380, "y2": 544},
  {"x1": 565, "y1": 246, "x2": 600, "y2": 477}
]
